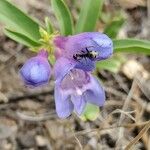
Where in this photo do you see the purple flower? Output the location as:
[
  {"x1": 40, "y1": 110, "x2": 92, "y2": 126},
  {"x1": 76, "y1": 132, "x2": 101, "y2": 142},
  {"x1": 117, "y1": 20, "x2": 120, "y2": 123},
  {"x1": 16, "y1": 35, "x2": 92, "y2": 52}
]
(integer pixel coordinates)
[
  {"x1": 54, "y1": 32, "x2": 113, "y2": 71},
  {"x1": 20, "y1": 49, "x2": 51, "y2": 87},
  {"x1": 54, "y1": 57, "x2": 105, "y2": 118}
]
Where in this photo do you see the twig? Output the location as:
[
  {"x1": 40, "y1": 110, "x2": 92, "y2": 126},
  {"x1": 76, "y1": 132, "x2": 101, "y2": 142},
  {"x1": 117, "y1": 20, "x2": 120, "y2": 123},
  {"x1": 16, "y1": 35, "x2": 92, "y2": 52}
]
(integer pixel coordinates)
[
  {"x1": 42, "y1": 127, "x2": 53, "y2": 150},
  {"x1": 148, "y1": 135, "x2": 150, "y2": 150},
  {"x1": 125, "y1": 121, "x2": 150, "y2": 150},
  {"x1": 141, "y1": 131, "x2": 149, "y2": 150},
  {"x1": 112, "y1": 74, "x2": 129, "y2": 93},
  {"x1": 0, "y1": 44, "x2": 23, "y2": 72},
  {"x1": 0, "y1": 91, "x2": 8, "y2": 103},
  {"x1": 73, "y1": 134, "x2": 83, "y2": 150},
  {"x1": 105, "y1": 87, "x2": 126, "y2": 99},
  {"x1": 148, "y1": 0, "x2": 150, "y2": 23},
  {"x1": 73, "y1": 121, "x2": 149, "y2": 136},
  {"x1": 119, "y1": 80, "x2": 135, "y2": 120},
  {"x1": 116, "y1": 79, "x2": 136, "y2": 148},
  {"x1": 111, "y1": 109, "x2": 136, "y2": 122},
  {"x1": 17, "y1": 111, "x2": 56, "y2": 122},
  {"x1": 135, "y1": 75, "x2": 150, "y2": 101},
  {"x1": 105, "y1": 87, "x2": 148, "y2": 108},
  {"x1": 0, "y1": 90, "x2": 53, "y2": 104},
  {"x1": 68, "y1": 122, "x2": 83, "y2": 150}
]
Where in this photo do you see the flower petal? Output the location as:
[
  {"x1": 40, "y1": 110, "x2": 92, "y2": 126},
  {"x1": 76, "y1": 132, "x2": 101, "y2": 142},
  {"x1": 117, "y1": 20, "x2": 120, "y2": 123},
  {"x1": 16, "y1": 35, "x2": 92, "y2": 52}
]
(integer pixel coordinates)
[
  {"x1": 54, "y1": 85, "x2": 73, "y2": 118},
  {"x1": 91, "y1": 35, "x2": 113, "y2": 61},
  {"x1": 71, "y1": 95, "x2": 86, "y2": 115},
  {"x1": 54, "y1": 57, "x2": 76, "y2": 84},
  {"x1": 85, "y1": 76, "x2": 105, "y2": 106},
  {"x1": 54, "y1": 36, "x2": 68, "y2": 50},
  {"x1": 75, "y1": 58, "x2": 95, "y2": 71},
  {"x1": 54, "y1": 32, "x2": 113, "y2": 72},
  {"x1": 20, "y1": 56, "x2": 51, "y2": 87},
  {"x1": 54, "y1": 32, "x2": 113, "y2": 61}
]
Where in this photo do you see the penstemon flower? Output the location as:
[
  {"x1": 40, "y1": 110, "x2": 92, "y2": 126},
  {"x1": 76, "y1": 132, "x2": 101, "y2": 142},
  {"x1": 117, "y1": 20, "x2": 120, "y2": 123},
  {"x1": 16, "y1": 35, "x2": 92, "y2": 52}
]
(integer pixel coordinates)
[
  {"x1": 20, "y1": 49, "x2": 51, "y2": 87},
  {"x1": 54, "y1": 57, "x2": 105, "y2": 118},
  {"x1": 54, "y1": 32, "x2": 113, "y2": 71},
  {"x1": 20, "y1": 32, "x2": 113, "y2": 119},
  {"x1": 53, "y1": 32, "x2": 113, "y2": 118}
]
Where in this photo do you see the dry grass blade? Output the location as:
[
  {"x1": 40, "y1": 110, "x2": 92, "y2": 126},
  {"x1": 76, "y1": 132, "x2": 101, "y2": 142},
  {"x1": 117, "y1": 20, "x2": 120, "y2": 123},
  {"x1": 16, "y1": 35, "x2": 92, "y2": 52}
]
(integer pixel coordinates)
[
  {"x1": 116, "y1": 79, "x2": 136, "y2": 148},
  {"x1": 17, "y1": 111, "x2": 56, "y2": 122},
  {"x1": 73, "y1": 134, "x2": 83, "y2": 150},
  {"x1": 125, "y1": 121, "x2": 150, "y2": 150},
  {"x1": 148, "y1": 0, "x2": 150, "y2": 21},
  {"x1": 111, "y1": 109, "x2": 136, "y2": 122},
  {"x1": 0, "y1": 44, "x2": 23, "y2": 72},
  {"x1": 0, "y1": 91, "x2": 8, "y2": 103},
  {"x1": 135, "y1": 75, "x2": 150, "y2": 101},
  {"x1": 74, "y1": 121, "x2": 149, "y2": 136},
  {"x1": 115, "y1": 0, "x2": 146, "y2": 9}
]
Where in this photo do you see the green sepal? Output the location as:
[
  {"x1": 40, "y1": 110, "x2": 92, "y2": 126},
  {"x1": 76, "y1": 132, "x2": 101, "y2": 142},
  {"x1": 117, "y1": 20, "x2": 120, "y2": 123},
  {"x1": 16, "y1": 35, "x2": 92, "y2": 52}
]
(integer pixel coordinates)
[{"x1": 80, "y1": 103, "x2": 100, "y2": 121}]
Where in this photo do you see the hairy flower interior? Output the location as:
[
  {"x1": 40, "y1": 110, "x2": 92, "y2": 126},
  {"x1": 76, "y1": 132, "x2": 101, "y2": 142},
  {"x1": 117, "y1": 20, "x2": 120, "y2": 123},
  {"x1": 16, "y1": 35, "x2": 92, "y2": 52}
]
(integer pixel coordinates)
[{"x1": 61, "y1": 69, "x2": 90, "y2": 95}]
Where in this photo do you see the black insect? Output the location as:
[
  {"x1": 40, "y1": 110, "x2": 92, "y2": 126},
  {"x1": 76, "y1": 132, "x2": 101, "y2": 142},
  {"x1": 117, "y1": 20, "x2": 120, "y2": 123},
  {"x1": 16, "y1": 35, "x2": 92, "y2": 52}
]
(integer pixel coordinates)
[{"x1": 73, "y1": 47, "x2": 99, "y2": 61}]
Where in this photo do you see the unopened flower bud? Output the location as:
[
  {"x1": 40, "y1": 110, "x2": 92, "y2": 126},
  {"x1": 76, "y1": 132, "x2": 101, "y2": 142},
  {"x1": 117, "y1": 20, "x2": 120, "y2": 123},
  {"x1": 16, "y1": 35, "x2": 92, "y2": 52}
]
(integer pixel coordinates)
[{"x1": 20, "y1": 49, "x2": 51, "y2": 87}]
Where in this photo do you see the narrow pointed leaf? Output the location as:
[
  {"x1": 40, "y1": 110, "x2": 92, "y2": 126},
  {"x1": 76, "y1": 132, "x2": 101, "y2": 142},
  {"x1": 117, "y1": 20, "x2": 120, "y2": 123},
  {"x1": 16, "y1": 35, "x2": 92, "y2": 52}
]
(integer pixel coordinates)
[
  {"x1": 75, "y1": 0, "x2": 104, "y2": 33},
  {"x1": 113, "y1": 39, "x2": 150, "y2": 55},
  {"x1": 51, "y1": 0, "x2": 73, "y2": 35},
  {"x1": 104, "y1": 16, "x2": 124, "y2": 38},
  {"x1": 0, "y1": 0, "x2": 41, "y2": 41},
  {"x1": 96, "y1": 55, "x2": 126, "y2": 73},
  {"x1": 5, "y1": 29, "x2": 41, "y2": 47},
  {"x1": 45, "y1": 17, "x2": 54, "y2": 34}
]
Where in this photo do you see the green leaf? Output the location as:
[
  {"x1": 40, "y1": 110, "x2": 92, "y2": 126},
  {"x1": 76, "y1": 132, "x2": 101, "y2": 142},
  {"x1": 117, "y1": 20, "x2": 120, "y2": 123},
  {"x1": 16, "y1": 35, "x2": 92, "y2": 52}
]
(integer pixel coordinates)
[
  {"x1": 0, "y1": 0, "x2": 41, "y2": 41},
  {"x1": 113, "y1": 39, "x2": 150, "y2": 55},
  {"x1": 51, "y1": 0, "x2": 73, "y2": 35},
  {"x1": 45, "y1": 17, "x2": 54, "y2": 34},
  {"x1": 104, "y1": 15, "x2": 124, "y2": 38},
  {"x1": 80, "y1": 103, "x2": 100, "y2": 121},
  {"x1": 100, "y1": 12, "x2": 111, "y2": 24},
  {"x1": 75, "y1": 0, "x2": 104, "y2": 33},
  {"x1": 96, "y1": 54, "x2": 126, "y2": 73},
  {"x1": 5, "y1": 29, "x2": 41, "y2": 48}
]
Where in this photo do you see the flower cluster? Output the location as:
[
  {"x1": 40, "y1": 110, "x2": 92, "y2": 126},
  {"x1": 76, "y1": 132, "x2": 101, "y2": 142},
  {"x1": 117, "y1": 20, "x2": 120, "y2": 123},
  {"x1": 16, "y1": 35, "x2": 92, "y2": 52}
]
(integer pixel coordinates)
[{"x1": 20, "y1": 32, "x2": 113, "y2": 118}]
